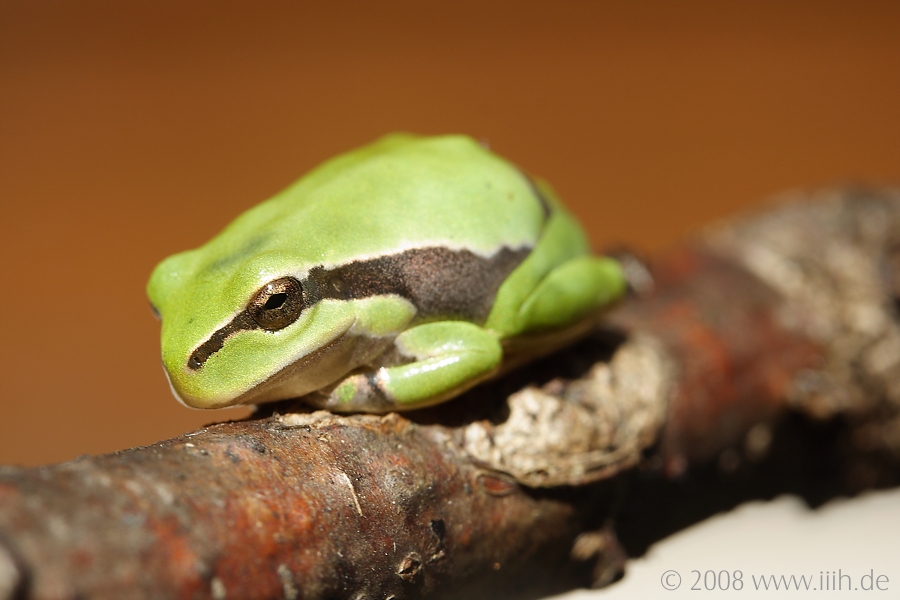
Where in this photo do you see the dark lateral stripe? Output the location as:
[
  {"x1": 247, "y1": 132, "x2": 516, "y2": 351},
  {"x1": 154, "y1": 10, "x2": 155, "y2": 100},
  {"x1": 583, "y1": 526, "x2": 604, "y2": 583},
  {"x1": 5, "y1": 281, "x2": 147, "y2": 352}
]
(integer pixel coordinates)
[
  {"x1": 189, "y1": 311, "x2": 259, "y2": 370},
  {"x1": 306, "y1": 246, "x2": 531, "y2": 322},
  {"x1": 188, "y1": 245, "x2": 531, "y2": 370}
]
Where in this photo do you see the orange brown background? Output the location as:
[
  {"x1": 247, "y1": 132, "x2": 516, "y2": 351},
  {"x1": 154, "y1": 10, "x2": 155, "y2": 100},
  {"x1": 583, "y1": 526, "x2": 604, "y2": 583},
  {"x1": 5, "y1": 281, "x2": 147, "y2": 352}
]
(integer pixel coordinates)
[{"x1": 1, "y1": 1, "x2": 898, "y2": 466}]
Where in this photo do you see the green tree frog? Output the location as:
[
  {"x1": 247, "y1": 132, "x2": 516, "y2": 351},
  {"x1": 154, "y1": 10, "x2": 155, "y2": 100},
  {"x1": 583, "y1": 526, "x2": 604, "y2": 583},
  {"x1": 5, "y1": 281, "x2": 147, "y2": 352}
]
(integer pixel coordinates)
[{"x1": 148, "y1": 134, "x2": 626, "y2": 412}]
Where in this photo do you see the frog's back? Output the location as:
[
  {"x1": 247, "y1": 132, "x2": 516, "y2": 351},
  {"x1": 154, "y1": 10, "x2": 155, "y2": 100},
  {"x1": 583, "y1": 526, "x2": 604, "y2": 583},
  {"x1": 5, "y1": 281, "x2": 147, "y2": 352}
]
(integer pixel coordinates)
[
  {"x1": 147, "y1": 134, "x2": 622, "y2": 412},
  {"x1": 210, "y1": 134, "x2": 551, "y2": 271}
]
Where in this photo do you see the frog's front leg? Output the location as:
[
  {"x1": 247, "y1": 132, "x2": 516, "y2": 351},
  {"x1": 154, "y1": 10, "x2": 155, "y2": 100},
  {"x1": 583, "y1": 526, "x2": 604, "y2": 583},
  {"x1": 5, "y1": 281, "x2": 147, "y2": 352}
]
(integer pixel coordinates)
[{"x1": 319, "y1": 321, "x2": 502, "y2": 413}]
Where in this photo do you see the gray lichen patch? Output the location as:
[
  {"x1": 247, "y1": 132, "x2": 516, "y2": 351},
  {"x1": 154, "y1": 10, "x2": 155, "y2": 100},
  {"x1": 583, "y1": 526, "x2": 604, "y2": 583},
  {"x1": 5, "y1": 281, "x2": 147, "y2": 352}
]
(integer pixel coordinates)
[
  {"x1": 460, "y1": 333, "x2": 672, "y2": 487},
  {"x1": 705, "y1": 188, "x2": 900, "y2": 418},
  {"x1": 704, "y1": 188, "x2": 900, "y2": 463}
]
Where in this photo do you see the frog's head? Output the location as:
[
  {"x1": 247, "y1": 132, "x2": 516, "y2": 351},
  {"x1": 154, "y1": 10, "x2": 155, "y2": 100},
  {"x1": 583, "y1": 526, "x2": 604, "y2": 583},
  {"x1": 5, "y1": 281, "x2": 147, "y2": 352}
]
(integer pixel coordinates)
[{"x1": 147, "y1": 246, "x2": 367, "y2": 409}]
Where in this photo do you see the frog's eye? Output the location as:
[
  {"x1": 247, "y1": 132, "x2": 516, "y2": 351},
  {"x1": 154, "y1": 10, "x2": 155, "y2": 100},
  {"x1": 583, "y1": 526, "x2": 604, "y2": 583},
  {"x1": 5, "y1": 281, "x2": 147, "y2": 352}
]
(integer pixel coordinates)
[{"x1": 247, "y1": 277, "x2": 304, "y2": 331}]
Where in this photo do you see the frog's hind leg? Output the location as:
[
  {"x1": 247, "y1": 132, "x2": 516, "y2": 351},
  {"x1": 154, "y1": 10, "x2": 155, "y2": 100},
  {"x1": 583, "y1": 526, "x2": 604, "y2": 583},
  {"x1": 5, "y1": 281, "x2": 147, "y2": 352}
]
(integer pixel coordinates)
[
  {"x1": 313, "y1": 321, "x2": 503, "y2": 413},
  {"x1": 494, "y1": 254, "x2": 626, "y2": 370},
  {"x1": 516, "y1": 254, "x2": 625, "y2": 331},
  {"x1": 484, "y1": 196, "x2": 626, "y2": 338}
]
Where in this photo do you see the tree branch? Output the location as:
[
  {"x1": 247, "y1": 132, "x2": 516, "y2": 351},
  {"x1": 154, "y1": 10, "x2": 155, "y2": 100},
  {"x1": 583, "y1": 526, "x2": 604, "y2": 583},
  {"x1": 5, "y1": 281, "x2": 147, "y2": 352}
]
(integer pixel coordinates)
[{"x1": 2, "y1": 188, "x2": 900, "y2": 600}]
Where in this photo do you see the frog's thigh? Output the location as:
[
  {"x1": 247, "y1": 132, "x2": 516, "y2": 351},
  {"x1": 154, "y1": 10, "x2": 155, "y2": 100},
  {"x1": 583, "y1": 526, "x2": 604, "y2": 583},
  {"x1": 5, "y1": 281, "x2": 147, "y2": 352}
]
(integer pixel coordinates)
[
  {"x1": 329, "y1": 322, "x2": 502, "y2": 412},
  {"x1": 518, "y1": 255, "x2": 625, "y2": 330}
]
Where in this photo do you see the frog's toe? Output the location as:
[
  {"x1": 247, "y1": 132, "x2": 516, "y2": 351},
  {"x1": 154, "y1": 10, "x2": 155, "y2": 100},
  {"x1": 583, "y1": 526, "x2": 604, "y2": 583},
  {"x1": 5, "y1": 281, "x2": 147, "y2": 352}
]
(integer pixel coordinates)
[{"x1": 310, "y1": 372, "x2": 396, "y2": 414}]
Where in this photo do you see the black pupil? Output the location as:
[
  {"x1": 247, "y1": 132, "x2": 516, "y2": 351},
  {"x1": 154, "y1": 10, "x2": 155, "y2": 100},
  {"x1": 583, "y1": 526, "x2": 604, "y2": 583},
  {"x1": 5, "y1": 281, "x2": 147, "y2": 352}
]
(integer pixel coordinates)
[{"x1": 264, "y1": 293, "x2": 287, "y2": 310}]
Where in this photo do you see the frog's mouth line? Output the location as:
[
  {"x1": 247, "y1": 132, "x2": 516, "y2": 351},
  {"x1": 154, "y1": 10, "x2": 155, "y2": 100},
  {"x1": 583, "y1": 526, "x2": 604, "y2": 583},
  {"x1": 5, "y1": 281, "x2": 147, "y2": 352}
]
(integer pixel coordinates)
[{"x1": 228, "y1": 322, "x2": 384, "y2": 408}]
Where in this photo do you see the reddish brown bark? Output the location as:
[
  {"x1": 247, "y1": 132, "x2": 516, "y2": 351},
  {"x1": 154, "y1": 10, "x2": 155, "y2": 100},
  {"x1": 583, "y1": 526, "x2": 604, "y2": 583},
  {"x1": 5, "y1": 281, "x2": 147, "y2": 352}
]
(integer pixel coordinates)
[
  {"x1": 613, "y1": 248, "x2": 825, "y2": 471},
  {"x1": 0, "y1": 414, "x2": 607, "y2": 599},
  {"x1": 2, "y1": 188, "x2": 900, "y2": 600}
]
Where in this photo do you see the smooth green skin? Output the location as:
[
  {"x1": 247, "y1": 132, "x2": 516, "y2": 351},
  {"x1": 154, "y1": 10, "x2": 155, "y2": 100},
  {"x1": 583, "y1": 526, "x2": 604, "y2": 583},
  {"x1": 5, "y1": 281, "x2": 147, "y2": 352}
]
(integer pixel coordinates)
[{"x1": 148, "y1": 134, "x2": 626, "y2": 412}]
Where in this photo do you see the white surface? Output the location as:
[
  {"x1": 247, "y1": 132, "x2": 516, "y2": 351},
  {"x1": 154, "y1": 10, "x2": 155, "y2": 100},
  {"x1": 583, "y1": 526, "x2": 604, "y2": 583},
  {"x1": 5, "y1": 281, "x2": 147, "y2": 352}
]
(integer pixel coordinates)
[{"x1": 553, "y1": 488, "x2": 900, "y2": 599}]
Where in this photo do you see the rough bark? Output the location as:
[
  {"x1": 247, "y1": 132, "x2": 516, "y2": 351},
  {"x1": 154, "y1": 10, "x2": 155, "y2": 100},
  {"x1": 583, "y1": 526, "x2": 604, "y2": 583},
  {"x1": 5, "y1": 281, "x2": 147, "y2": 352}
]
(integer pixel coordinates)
[{"x1": 2, "y1": 188, "x2": 900, "y2": 600}]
